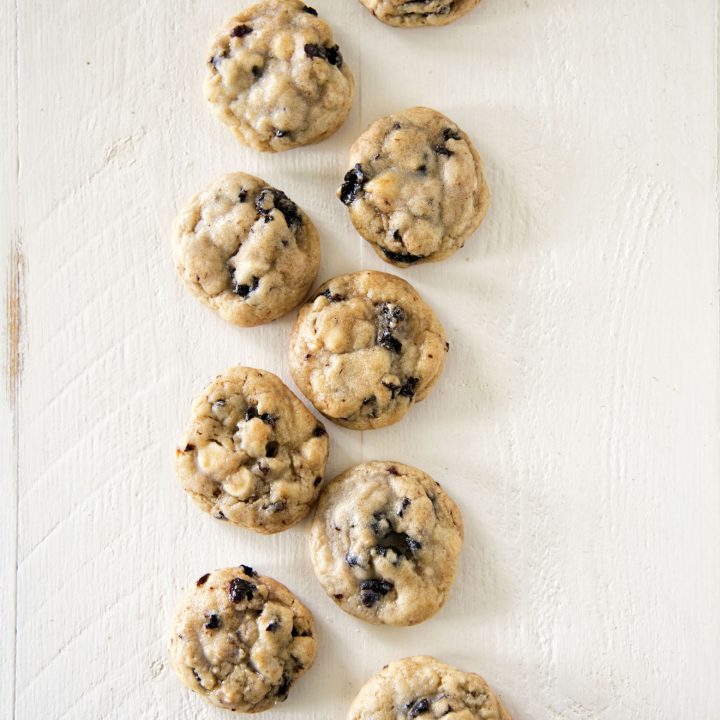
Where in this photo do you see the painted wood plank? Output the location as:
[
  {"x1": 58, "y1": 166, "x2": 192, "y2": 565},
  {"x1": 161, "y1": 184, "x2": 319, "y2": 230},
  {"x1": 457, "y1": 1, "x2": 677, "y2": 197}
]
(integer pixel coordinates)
[
  {"x1": 1, "y1": 0, "x2": 19, "y2": 717},
  {"x1": 12, "y1": 0, "x2": 720, "y2": 718}
]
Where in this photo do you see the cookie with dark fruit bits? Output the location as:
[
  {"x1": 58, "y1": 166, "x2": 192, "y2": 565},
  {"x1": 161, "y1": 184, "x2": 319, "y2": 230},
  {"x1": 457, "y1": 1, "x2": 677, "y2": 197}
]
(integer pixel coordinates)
[
  {"x1": 169, "y1": 566, "x2": 317, "y2": 713},
  {"x1": 173, "y1": 172, "x2": 320, "y2": 327},
  {"x1": 359, "y1": 0, "x2": 482, "y2": 27},
  {"x1": 310, "y1": 462, "x2": 463, "y2": 625},
  {"x1": 348, "y1": 656, "x2": 512, "y2": 719},
  {"x1": 176, "y1": 366, "x2": 329, "y2": 534},
  {"x1": 289, "y1": 271, "x2": 448, "y2": 430},
  {"x1": 338, "y1": 107, "x2": 489, "y2": 267},
  {"x1": 205, "y1": 0, "x2": 354, "y2": 151}
]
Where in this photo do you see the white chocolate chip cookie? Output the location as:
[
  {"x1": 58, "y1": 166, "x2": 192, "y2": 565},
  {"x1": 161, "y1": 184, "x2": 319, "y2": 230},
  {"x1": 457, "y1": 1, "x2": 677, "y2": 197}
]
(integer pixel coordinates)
[
  {"x1": 310, "y1": 462, "x2": 463, "y2": 626},
  {"x1": 172, "y1": 172, "x2": 320, "y2": 327},
  {"x1": 288, "y1": 271, "x2": 448, "y2": 430},
  {"x1": 176, "y1": 366, "x2": 329, "y2": 534},
  {"x1": 205, "y1": 0, "x2": 354, "y2": 152},
  {"x1": 338, "y1": 107, "x2": 489, "y2": 267},
  {"x1": 169, "y1": 566, "x2": 317, "y2": 713},
  {"x1": 348, "y1": 656, "x2": 512, "y2": 720}
]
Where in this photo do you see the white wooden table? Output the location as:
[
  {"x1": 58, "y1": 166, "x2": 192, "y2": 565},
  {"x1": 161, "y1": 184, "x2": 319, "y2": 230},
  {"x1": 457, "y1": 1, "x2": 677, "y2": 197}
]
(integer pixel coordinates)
[{"x1": 2, "y1": 1, "x2": 719, "y2": 718}]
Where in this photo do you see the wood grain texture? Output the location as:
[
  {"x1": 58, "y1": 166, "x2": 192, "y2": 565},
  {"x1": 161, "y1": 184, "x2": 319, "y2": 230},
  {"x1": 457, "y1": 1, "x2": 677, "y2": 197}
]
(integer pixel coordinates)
[
  {"x1": 1, "y1": 0, "x2": 19, "y2": 717},
  {"x1": 4, "y1": 0, "x2": 720, "y2": 718}
]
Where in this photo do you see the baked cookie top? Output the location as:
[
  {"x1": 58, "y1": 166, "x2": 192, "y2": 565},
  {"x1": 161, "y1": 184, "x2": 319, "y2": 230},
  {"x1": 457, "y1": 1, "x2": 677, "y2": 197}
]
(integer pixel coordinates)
[
  {"x1": 204, "y1": 0, "x2": 354, "y2": 152},
  {"x1": 289, "y1": 271, "x2": 448, "y2": 430},
  {"x1": 176, "y1": 366, "x2": 329, "y2": 534},
  {"x1": 169, "y1": 566, "x2": 317, "y2": 713},
  {"x1": 359, "y1": 0, "x2": 482, "y2": 27},
  {"x1": 172, "y1": 172, "x2": 320, "y2": 327},
  {"x1": 338, "y1": 107, "x2": 489, "y2": 267},
  {"x1": 309, "y1": 462, "x2": 463, "y2": 625},
  {"x1": 348, "y1": 656, "x2": 512, "y2": 720}
]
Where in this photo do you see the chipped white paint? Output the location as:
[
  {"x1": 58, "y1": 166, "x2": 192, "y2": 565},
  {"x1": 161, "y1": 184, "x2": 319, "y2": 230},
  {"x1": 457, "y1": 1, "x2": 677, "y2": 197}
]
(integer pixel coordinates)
[
  {"x1": 1, "y1": 0, "x2": 19, "y2": 717},
  {"x1": 2, "y1": 0, "x2": 719, "y2": 718}
]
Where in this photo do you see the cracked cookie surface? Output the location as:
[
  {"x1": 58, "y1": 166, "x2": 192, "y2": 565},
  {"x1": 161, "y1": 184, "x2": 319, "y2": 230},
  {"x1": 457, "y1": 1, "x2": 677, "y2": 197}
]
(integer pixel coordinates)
[
  {"x1": 348, "y1": 656, "x2": 512, "y2": 719},
  {"x1": 204, "y1": 0, "x2": 354, "y2": 152},
  {"x1": 288, "y1": 271, "x2": 448, "y2": 430},
  {"x1": 309, "y1": 462, "x2": 463, "y2": 625},
  {"x1": 176, "y1": 366, "x2": 329, "y2": 534},
  {"x1": 169, "y1": 566, "x2": 317, "y2": 713},
  {"x1": 173, "y1": 172, "x2": 320, "y2": 327},
  {"x1": 359, "y1": 0, "x2": 482, "y2": 27},
  {"x1": 338, "y1": 107, "x2": 489, "y2": 267}
]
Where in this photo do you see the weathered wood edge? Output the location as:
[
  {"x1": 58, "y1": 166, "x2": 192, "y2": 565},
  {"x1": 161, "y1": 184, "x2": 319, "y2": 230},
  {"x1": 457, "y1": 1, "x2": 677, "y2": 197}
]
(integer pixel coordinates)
[{"x1": 1, "y1": 0, "x2": 20, "y2": 717}]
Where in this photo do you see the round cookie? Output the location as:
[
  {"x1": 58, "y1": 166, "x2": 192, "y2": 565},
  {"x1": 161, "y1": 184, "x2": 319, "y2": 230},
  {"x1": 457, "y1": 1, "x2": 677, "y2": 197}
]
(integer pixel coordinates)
[
  {"x1": 338, "y1": 107, "x2": 489, "y2": 267},
  {"x1": 204, "y1": 0, "x2": 354, "y2": 152},
  {"x1": 169, "y1": 565, "x2": 317, "y2": 713},
  {"x1": 172, "y1": 172, "x2": 320, "y2": 327},
  {"x1": 359, "y1": 0, "x2": 482, "y2": 27},
  {"x1": 348, "y1": 656, "x2": 512, "y2": 720},
  {"x1": 309, "y1": 462, "x2": 463, "y2": 625},
  {"x1": 176, "y1": 366, "x2": 329, "y2": 534},
  {"x1": 289, "y1": 271, "x2": 448, "y2": 430}
]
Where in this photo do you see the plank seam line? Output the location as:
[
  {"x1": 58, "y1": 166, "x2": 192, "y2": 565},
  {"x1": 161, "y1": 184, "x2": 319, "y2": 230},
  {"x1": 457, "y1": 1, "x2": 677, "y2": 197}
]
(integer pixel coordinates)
[
  {"x1": 716, "y1": 0, "x2": 720, "y2": 452},
  {"x1": 12, "y1": 0, "x2": 20, "y2": 717}
]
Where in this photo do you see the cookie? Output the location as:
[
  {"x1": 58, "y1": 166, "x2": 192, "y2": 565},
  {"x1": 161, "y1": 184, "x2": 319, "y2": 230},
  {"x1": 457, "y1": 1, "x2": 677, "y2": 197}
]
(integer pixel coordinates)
[
  {"x1": 338, "y1": 107, "x2": 489, "y2": 267},
  {"x1": 169, "y1": 566, "x2": 317, "y2": 713},
  {"x1": 348, "y1": 656, "x2": 511, "y2": 719},
  {"x1": 172, "y1": 172, "x2": 320, "y2": 327},
  {"x1": 176, "y1": 366, "x2": 329, "y2": 534},
  {"x1": 309, "y1": 462, "x2": 463, "y2": 625},
  {"x1": 359, "y1": 0, "x2": 482, "y2": 27},
  {"x1": 289, "y1": 271, "x2": 448, "y2": 430},
  {"x1": 204, "y1": 0, "x2": 354, "y2": 152}
]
